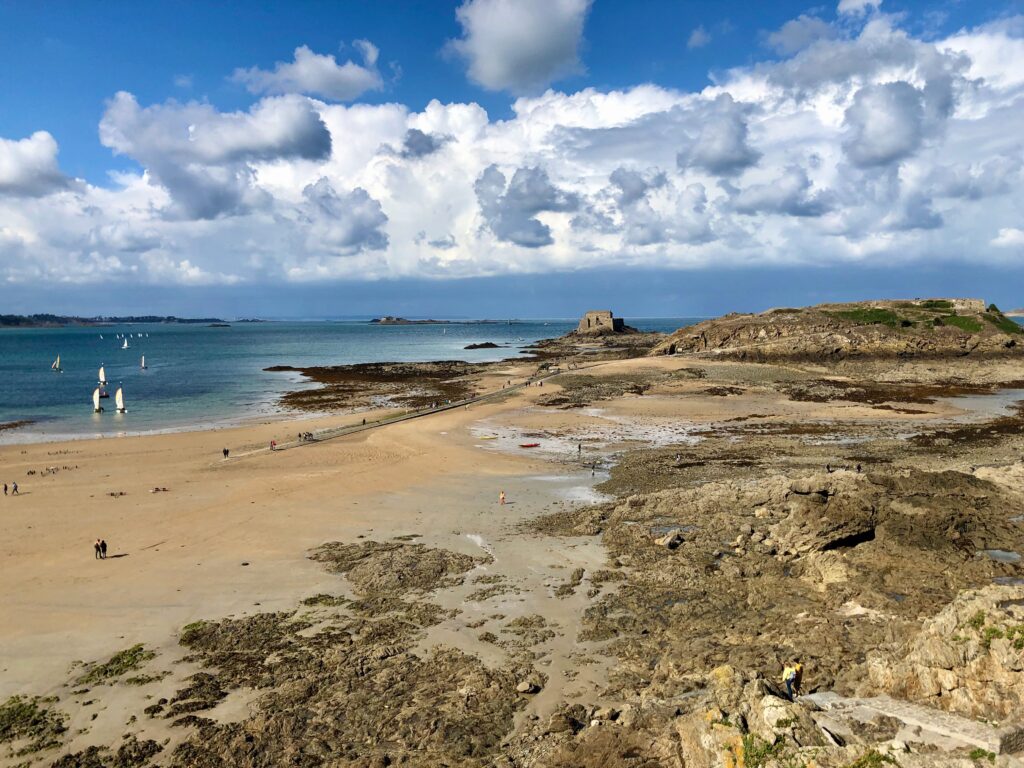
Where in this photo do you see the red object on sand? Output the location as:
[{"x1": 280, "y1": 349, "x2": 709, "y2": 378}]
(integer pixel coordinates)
[{"x1": 519, "y1": 443, "x2": 540, "y2": 448}]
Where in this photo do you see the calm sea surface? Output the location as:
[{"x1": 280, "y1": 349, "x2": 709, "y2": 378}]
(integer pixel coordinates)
[{"x1": 0, "y1": 318, "x2": 698, "y2": 443}]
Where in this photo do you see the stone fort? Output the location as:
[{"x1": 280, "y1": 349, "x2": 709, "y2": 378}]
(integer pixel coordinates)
[{"x1": 577, "y1": 310, "x2": 625, "y2": 334}]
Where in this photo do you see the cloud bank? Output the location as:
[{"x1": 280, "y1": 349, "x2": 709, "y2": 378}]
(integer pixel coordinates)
[{"x1": 2, "y1": 9, "x2": 1024, "y2": 288}]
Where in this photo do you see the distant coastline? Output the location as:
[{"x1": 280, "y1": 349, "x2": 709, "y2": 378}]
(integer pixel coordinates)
[{"x1": 0, "y1": 314, "x2": 229, "y2": 328}]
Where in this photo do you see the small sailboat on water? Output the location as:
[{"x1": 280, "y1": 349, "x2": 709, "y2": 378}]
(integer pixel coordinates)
[
  {"x1": 140, "y1": 355, "x2": 147, "y2": 370},
  {"x1": 98, "y1": 365, "x2": 109, "y2": 398},
  {"x1": 51, "y1": 355, "x2": 62, "y2": 372},
  {"x1": 122, "y1": 337, "x2": 130, "y2": 350},
  {"x1": 115, "y1": 386, "x2": 127, "y2": 414},
  {"x1": 92, "y1": 388, "x2": 103, "y2": 413}
]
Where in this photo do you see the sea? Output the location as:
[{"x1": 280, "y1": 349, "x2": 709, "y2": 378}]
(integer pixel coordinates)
[{"x1": 0, "y1": 318, "x2": 698, "y2": 443}]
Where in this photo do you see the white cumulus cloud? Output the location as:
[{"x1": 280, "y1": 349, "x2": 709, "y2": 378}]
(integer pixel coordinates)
[
  {"x1": 99, "y1": 91, "x2": 331, "y2": 219},
  {"x1": 688, "y1": 26, "x2": 711, "y2": 50},
  {"x1": 992, "y1": 228, "x2": 1024, "y2": 247},
  {"x1": 837, "y1": 0, "x2": 881, "y2": 16},
  {"x1": 233, "y1": 43, "x2": 383, "y2": 101},
  {"x1": 450, "y1": 0, "x2": 592, "y2": 92},
  {"x1": 0, "y1": 131, "x2": 69, "y2": 197}
]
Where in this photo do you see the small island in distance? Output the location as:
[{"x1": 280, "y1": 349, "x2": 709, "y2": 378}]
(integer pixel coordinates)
[
  {"x1": 370, "y1": 316, "x2": 451, "y2": 325},
  {"x1": 369, "y1": 316, "x2": 520, "y2": 325}
]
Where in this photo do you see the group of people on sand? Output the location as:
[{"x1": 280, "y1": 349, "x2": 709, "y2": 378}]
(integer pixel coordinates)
[
  {"x1": 93, "y1": 538, "x2": 108, "y2": 559},
  {"x1": 3, "y1": 482, "x2": 18, "y2": 496}
]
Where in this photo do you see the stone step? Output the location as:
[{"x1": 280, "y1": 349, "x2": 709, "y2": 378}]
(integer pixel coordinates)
[{"x1": 800, "y1": 692, "x2": 1024, "y2": 754}]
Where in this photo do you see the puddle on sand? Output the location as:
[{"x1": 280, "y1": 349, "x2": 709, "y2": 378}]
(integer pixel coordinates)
[
  {"x1": 471, "y1": 416, "x2": 702, "y2": 460},
  {"x1": 525, "y1": 473, "x2": 612, "y2": 505},
  {"x1": 1011, "y1": 515, "x2": 1024, "y2": 524},
  {"x1": 994, "y1": 577, "x2": 1024, "y2": 586},
  {"x1": 981, "y1": 549, "x2": 1022, "y2": 563},
  {"x1": 465, "y1": 533, "x2": 494, "y2": 557},
  {"x1": 935, "y1": 388, "x2": 1024, "y2": 423}
]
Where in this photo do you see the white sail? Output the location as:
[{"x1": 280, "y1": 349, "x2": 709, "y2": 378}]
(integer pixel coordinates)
[
  {"x1": 93, "y1": 388, "x2": 101, "y2": 412},
  {"x1": 52, "y1": 355, "x2": 60, "y2": 371},
  {"x1": 115, "y1": 387, "x2": 126, "y2": 413},
  {"x1": 140, "y1": 355, "x2": 146, "y2": 369},
  {"x1": 98, "y1": 366, "x2": 107, "y2": 384},
  {"x1": 122, "y1": 338, "x2": 129, "y2": 349}
]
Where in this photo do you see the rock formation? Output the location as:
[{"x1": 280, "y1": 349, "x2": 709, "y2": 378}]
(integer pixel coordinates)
[
  {"x1": 652, "y1": 298, "x2": 1023, "y2": 360},
  {"x1": 865, "y1": 585, "x2": 1024, "y2": 724}
]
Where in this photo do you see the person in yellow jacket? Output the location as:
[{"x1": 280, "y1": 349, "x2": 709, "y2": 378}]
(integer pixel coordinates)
[{"x1": 782, "y1": 661, "x2": 803, "y2": 700}]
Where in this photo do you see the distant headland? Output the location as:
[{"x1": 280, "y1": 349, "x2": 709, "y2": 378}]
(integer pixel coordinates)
[{"x1": 0, "y1": 314, "x2": 228, "y2": 328}]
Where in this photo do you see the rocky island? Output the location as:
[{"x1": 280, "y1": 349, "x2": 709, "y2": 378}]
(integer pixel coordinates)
[
  {"x1": 370, "y1": 316, "x2": 451, "y2": 325},
  {"x1": 653, "y1": 298, "x2": 1022, "y2": 360}
]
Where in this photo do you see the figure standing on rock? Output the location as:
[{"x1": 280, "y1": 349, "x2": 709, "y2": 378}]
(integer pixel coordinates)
[{"x1": 782, "y1": 660, "x2": 803, "y2": 700}]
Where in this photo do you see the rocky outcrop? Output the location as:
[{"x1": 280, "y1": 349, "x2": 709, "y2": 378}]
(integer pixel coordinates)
[
  {"x1": 533, "y1": 465, "x2": 1024, "y2": 701},
  {"x1": 652, "y1": 299, "x2": 1023, "y2": 361},
  {"x1": 866, "y1": 585, "x2": 1024, "y2": 723}
]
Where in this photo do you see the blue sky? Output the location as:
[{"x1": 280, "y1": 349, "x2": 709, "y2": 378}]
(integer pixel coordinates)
[{"x1": 1, "y1": 0, "x2": 1023, "y2": 317}]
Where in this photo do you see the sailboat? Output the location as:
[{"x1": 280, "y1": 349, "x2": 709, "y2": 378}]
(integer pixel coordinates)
[
  {"x1": 122, "y1": 337, "x2": 130, "y2": 350},
  {"x1": 99, "y1": 334, "x2": 104, "y2": 339},
  {"x1": 92, "y1": 388, "x2": 103, "y2": 413},
  {"x1": 115, "y1": 386, "x2": 126, "y2": 414},
  {"x1": 51, "y1": 355, "x2": 62, "y2": 372},
  {"x1": 98, "y1": 365, "x2": 109, "y2": 398},
  {"x1": 140, "y1": 355, "x2": 147, "y2": 370}
]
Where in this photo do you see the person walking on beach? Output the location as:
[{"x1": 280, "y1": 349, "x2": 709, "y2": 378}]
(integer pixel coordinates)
[
  {"x1": 11, "y1": 481, "x2": 17, "y2": 495},
  {"x1": 100, "y1": 539, "x2": 108, "y2": 559},
  {"x1": 94, "y1": 539, "x2": 102, "y2": 559},
  {"x1": 499, "y1": 490, "x2": 506, "y2": 506},
  {"x1": 270, "y1": 440, "x2": 276, "y2": 451},
  {"x1": 3, "y1": 482, "x2": 6, "y2": 496},
  {"x1": 223, "y1": 447, "x2": 229, "y2": 459}
]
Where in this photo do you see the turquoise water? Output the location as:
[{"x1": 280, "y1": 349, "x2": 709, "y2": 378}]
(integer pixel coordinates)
[{"x1": 0, "y1": 318, "x2": 696, "y2": 443}]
